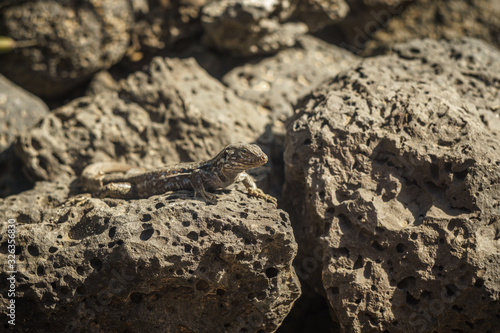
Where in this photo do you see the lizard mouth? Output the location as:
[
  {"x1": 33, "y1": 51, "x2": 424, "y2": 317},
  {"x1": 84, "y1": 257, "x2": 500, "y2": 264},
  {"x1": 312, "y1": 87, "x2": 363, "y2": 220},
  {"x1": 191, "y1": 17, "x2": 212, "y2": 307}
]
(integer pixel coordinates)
[{"x1": 232, "y1": 154, "x2": 268, "y2": 170}]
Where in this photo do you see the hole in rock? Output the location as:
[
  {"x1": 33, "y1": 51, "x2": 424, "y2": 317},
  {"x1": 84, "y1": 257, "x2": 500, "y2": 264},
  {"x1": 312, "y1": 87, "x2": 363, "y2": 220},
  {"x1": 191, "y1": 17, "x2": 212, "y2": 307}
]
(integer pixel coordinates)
[
  {"x1": 265, "y1": 267, "x2": 279, "y2": 278},
  {"x1": 406, "y1": 292, "x2": 419, "y2": 306},
  {"x1": 109, "y1": 227, "x2": 116, "y2": 238},
  {"x1": 27, "y1": 245, "x2": 40, "y2": 256},
  {"x1": 353, "y1": 256, "x2": 364, "y2": 269},
  {"x1": 90, "y1": 258, "x2": 102, "y2": 271},
  {"x1": 396, "y1": 243, "x2": 406, "y2": 253},
  {"x1": 140, "y1": 229, "x2": 154, "y2": 241}
]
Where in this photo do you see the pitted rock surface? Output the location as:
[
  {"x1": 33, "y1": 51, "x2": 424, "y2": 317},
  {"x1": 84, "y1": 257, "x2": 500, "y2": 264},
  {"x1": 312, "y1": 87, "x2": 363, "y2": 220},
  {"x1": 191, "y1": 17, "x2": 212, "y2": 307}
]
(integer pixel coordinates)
[
  {"x1": 201, "y1": 0, "x2": 307, "y2": 57},
  {"x1": 223, "y1": 35, "x2": 359, "y2": 120},
  {"x1": 0, "y1": 183, "x2": 300, "y2": 332},
  {"x1": 200, "y1": 0, "x2": 351, "y2": 57},
  {"x1": 361, "y1": 0, "x2": 500, "y2": 55},
  {"x1": 0, "y1": 0, "x2": 133, "y2": 98},
  {"x1": 130, "y1": 0, "x2": 205, "y2": 54},
  {"x1": 0, "y1": 75, "x2": 49, "y2": 152},
  {"x1": 283, "y1": 38, "x2": 500, "y2": 332},
  {"x1": 14, "y1": 57, "x2": 268, "y2": 182},
  {"x1": 291, "y1": 0, "x2": 349, "y2": 32},
  {"x1": 0, "y1": 75, "x2": 49, "y2": 197}
]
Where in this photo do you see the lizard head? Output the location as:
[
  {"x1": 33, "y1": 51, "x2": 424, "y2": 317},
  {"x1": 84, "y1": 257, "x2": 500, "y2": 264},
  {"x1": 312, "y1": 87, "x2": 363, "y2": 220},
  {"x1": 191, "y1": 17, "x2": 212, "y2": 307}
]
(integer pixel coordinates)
[{"x1": 218, "y1": 143, "x2": 268, "y2": 172}]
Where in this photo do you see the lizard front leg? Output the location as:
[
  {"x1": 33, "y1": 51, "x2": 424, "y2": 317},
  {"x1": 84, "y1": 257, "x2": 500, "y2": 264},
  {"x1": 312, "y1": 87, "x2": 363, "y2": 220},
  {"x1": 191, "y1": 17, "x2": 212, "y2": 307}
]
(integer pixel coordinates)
[
  {"x1": 190, "y1": 169, "x2": 217, "y2": 204},
  {"x1": 237, "y1": 172, "x2": 277, "y2": 205}
]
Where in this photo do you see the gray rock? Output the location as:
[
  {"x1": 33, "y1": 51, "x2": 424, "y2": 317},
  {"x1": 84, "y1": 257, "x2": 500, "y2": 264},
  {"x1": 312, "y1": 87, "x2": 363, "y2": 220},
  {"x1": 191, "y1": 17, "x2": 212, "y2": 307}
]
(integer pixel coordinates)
[
  {"x1": 200, "y1": 0, "x2": 351, "y2": 56},
  {"x1": 283, "y1": 38, "x2": 500, "y2": 332},
  {"x1": 0, "y1": 0, "x2": 133, "y2": 97},
  {"x1": 0, "y1": 75, "x2": 49, "y2": 197},
  {"x1": 358, "y1": 0, "x2": 500, "y2": 55},
  {"x1": 292, "y1": 0, "x2": 350, "y2": 32},
  {"x1": 130, "y1": 0, "x2": 206, "y2": 54},
  {"x1": 0, "y1": 74, "x2": 49, "y2": 152},
  {"x1": 201, "y1": 0, "x2": 308, "y2": 57},
  {"x1": 0, "y1": 179, "x2": 300, "y2": 332},
  {"x1": 14, "y1": 57, "x2": 269, "y2": 182},
  {"x1": 85, "y1": 71, "x2": 119, "y2": 97},
  {"x1": 223, "y1": 35, "x2": 359, "y2": 120}
]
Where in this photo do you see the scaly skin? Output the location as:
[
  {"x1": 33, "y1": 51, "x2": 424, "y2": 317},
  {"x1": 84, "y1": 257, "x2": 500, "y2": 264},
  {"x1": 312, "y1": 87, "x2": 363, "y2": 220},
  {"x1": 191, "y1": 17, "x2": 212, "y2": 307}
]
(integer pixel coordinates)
[{"x1": 80, "y1": 143, "x2": 276, "y2": 204}]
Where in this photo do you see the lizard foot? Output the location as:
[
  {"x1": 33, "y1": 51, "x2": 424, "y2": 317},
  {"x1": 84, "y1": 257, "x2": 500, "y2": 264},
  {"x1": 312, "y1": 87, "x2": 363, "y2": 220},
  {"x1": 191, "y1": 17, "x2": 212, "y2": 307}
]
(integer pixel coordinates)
[{"x1": 247, "y1": 188, "x2": 277, "y2": 206}]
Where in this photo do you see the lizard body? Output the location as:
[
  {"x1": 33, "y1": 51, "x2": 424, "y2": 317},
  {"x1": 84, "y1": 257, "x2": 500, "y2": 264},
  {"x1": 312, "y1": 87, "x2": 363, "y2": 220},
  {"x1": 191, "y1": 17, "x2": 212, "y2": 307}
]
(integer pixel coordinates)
[{"x1": 80, "y1": 144, "x2": 276, "y2": 204}]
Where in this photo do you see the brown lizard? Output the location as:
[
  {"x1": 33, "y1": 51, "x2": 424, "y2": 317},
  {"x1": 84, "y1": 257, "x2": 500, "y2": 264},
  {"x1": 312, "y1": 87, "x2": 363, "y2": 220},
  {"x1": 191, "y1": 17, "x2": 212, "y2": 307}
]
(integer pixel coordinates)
[{"x1": 80, "y1": 143, "x2": 276, "y2": 205}]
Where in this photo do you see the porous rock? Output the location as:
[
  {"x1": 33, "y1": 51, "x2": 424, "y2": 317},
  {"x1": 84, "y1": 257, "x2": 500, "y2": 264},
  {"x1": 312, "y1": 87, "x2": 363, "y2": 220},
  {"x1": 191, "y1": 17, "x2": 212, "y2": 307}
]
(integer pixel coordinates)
[
  {"x1": 0, "y1": 75, "x2": 49, "y2": 152},
  {"x1": 0, "y1": 181, "x2": 300, "y2": 332},
  {"x1": 200, "y1": 0, "x2": 352, "y2": 57},
  {"x1": 14, "y1": 57, "x2": 269, "y2": 181},
  {"x1": 361, "y1": 0, "x2": 500, "y2": 55},
  {"x1": 291, "y1": 0, "x2": 350, "y2": 32},
  {"x1": 283, "y1": 38, "x2": 500, "y2": 332},
  {"x1": 0, "y1": 75, "x2": 49, "y2": 197},
  {"x1": 201, "y1": 0, "x2": 308, "y2": 57},
  {"x1": 223, "y1": 35, "x2": 359, "y2": 120},
  {"x1": 130, "y1": 0, "x2": 206, "y2": 54},
  {"x1": 0, "y1": 0, "x2": 133, "y2": 97}
]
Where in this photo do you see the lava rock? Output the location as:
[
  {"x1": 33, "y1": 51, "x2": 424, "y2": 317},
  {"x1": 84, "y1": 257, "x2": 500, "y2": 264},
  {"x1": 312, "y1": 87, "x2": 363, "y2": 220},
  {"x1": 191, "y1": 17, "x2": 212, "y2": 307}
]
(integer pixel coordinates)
[
  {"x1": 130, "y1": 0, "x2": 206, "y2": 55},
  {"x1": 283, "y1": 38, "x2": 500, "y2": 332},
  {"x1": 223, "y1": 35, "x2": 359, "y2": 120},
  {"x1": 0, "y1": 75, "x2": 49, "y2": 151},
  {"x1": 0, "y1": 180, "x2": 300, "y2": 332},
  {"x1": 14, "y1": 57, "x2": 269, "y2": 182},
  {"x1": 0, "y1": 0, "x2": 133, "y2": 97},
  {"x1": 360, "y1": 0, "x2": 500, "y2": 55},
  {"x1": 0, "y1": 75, "x2": 49, "y2": 197},
  {"x1": 291, "y1": 0, "x2": 350, "y2": 32},
  {"x1": 201, "y1": 0, "x2": 307, "y2": 57}
]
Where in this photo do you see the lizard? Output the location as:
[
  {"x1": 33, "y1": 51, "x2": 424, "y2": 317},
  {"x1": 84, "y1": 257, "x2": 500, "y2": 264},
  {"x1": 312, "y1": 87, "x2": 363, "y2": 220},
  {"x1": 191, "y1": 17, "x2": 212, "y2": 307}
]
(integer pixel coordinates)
[{"x1": 80, "y1": 143, "x2": 276, "y2": 205}]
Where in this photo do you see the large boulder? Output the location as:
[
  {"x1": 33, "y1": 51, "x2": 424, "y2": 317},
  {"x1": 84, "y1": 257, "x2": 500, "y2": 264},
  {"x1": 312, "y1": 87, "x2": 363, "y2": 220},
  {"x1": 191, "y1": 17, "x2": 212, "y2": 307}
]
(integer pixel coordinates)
[
  {"x1": 200, "y1": 0, "x2": 350, "y2": 57},
  {"x1": 14, "y1": 57, "x2": 269, "y2": 182},
  {"x1": 201, "y1": 0, "x2": 307, "y2": 57},
  {"x1": 0, "y1": 180, "x2": 300, "y2": 332},
  {"x1": 0, "y1": 75, "x2": 49, "y2": 197},
  {"x1": 0, "y1": 0, "x2": 133, "y2": 97},
  {"x1": 223, "y1": 35, "x2": 359, "y2": 120},
  {"x1": 356, "y1": 0, "x2": 500, "y2": 55},
  {"x1": 284, "y1": 38, "x2": 500, "y2": 332}
]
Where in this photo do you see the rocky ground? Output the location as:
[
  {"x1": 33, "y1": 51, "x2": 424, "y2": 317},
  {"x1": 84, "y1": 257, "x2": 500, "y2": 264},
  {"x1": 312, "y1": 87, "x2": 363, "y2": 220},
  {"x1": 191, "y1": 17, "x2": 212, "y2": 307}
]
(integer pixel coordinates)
[{"x1": 0, "y1": 1, "x2": 499, "y2": 332}]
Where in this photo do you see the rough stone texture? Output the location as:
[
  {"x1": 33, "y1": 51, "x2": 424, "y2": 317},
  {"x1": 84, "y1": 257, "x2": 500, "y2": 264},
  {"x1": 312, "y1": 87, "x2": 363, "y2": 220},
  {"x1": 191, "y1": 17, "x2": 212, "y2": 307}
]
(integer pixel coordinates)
[
  {"x1": 0, "y1": 75, "x2": 49, "y2": 152},
  {"x1": 0, "y1": 146, "x2": 33, "y2": 199},
  {"x1": 283, "y1": 38, "x2": 500, "y2": 332},
  {"x1": 0, "y1": 0, "x2": 133, "y2": 97},
  {"x1": 0, "y1": 75, "x2": 49, "y2": 197},
  {"x1": 14, "y1": 57, "x2": 269, "y2": 182},
  {"x1": 346, "y1": 0, "x2": 410, "y2": 7},
  {"x1": 292, "y1": 0, "x2": 350, "y2": 32},
  {"x1": 0, "y1": 179, "x2": 300, "y2": 332},
  {"x1": 85, "y1": 71, "x2": 119, "y2": 97},
  {"x1": 200, "y1": 0, "x2": 352, "y2": 56},
  {"x1": 360, "y1": 0, "x2": 500, "y2": 55},
  {"x1": 130, "y1": 0, "x2": 205, "y2": 55},
  {"x1": 201, "y1": 0, "x2": 308, "y2": 57},
  {"x1": 223, "y1": 35, "x2": 359, "y2": 120}
]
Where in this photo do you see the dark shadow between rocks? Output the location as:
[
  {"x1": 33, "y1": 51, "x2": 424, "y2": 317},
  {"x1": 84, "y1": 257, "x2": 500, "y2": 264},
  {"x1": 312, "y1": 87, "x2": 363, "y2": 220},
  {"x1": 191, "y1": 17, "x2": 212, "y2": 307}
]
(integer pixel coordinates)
[{"x1": 0, "y1": 145, "x2": 33, "y2": 198}]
